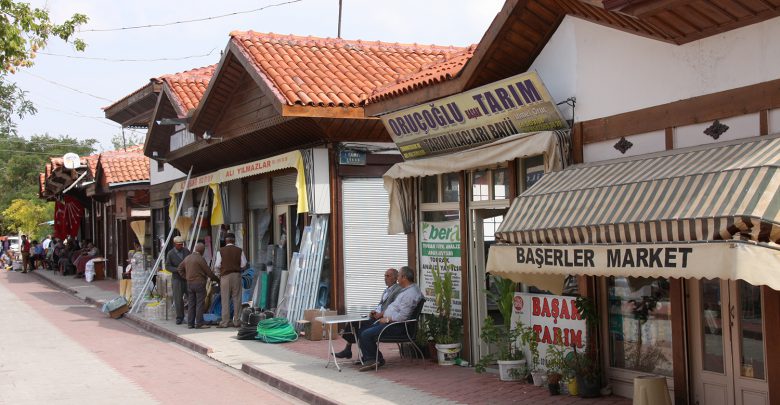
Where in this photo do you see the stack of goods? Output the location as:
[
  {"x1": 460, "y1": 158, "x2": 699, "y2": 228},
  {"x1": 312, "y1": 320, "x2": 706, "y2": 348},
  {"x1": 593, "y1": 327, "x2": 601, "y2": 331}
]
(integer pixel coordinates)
[{"x1": 130, "y1": 251, "x2": 151, "y2": 307}]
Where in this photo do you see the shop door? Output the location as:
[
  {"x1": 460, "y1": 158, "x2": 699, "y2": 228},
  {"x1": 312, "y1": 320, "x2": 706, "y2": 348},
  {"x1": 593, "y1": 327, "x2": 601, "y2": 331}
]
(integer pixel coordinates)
[
  {"x1": 468, "y1": 209, "x2": 506, "y2": 361},
  {"x1": 688, "y1": 280, "x2": 768, "y2": 405}
]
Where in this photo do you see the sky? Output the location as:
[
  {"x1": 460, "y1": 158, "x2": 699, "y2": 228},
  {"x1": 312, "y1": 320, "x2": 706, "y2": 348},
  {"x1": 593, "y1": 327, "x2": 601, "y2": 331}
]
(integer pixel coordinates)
[{"x1": 9, "y1": 0, "x2": 505, "y2": 152}]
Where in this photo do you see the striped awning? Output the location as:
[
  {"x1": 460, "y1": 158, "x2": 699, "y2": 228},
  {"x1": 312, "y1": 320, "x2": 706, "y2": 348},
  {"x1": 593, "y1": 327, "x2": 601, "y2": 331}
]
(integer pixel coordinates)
[
  {"x1": 487, "y1": 135, "x2": 780, "y2": 290},
  {"x1": 495, "y1": 135, "x2": 780, "y2": 246}
]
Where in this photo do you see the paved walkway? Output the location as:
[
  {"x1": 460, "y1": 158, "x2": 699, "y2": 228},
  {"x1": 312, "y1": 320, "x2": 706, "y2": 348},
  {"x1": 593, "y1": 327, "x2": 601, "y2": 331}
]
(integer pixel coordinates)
[{"x1": 29, "y1": 268, "x2": 632, "y2": 405}]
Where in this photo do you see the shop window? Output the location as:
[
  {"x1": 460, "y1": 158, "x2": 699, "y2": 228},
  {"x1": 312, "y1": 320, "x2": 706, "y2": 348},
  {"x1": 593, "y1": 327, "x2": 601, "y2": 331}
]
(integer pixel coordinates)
[
  {"x1": 422, "y1": 210, "x2": 459, "y2": 222},
  {"x1": 472, "y1": 170, "x2": 489, "y2": 201},
  {"x1": 524, "y1": 155, "x2": 545, "y2": 189},
  {"x1": 421, "y1": 176, "x2": 438, "y2": 203},
  {"x1": 441, "y1": 173, "x2": 460, "y2": 202},
  {"x1": 470, "y1": 166, "x2": 510, "y2": 202},
  {"x1": 738, "y1": 281, "x2": 764, "y2": 380},
  {"x1": 607, "y1": 277, "x2": 673, "y2": 377},
  {"x1": 493, "y1": 168, "x2": 508, "y2": 199}
]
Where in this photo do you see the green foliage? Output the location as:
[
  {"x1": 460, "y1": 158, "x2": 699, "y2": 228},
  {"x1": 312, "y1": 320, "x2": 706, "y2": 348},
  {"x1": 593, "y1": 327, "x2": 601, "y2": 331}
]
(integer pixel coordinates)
[
  {"x1": 0, "y1": 76, "x2": 35, "y2": 136},
  {"x1": 474, "y1": 318, "x2": 525, "y2": 373},
  {"x1": 430, "y1": 267, "x2": 461, "y2": 344},
  {"x1": 519, "y1": 323, "x2": 540, "y2": 371},
  {"x1": 484, "y1": 275, "x2": 517, "y2": 329},
  {"x1": 2, "y1": 198, "x2": 51, "y2": 238},
  {"x1": 111, "y1": 131, "x2": 143, "y2": 150},
  {"x1": 0, "y1": 0, "x2": 88, "y2": 73},
  {"x1": 545, "y1": 330, "x2": 567, "y2": 377}
]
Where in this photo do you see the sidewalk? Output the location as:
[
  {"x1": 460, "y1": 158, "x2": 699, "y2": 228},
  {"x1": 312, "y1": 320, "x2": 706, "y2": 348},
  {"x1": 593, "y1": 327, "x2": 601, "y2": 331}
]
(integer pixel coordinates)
[{"x1": 30, "y1": 268, "x2": 631, "y2": 405}]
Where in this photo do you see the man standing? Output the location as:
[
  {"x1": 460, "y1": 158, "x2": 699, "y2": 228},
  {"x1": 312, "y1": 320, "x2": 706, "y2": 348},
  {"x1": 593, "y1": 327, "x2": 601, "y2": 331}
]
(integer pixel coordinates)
[
  {"x1": 20, "y1": 235, "x2": 31, "y2": 273},
  {"x1": 166, "y1": 236, "x2": 190, "y2": 325},
  {"x1": 177, "y1": 242, "x2": 219, "y2": 329},
  {"x1": 358, "y1": 266, "x2": 423, "y2": 371},
  {"x1": 214, "y1": 233, "x2": 246, "y2": 328},
  {"x1": 42, "y1": 234, "x2": 52, "y2": 254},
  {"x1": 335, "y1": 268, "x2": 401, "y2": 359}
]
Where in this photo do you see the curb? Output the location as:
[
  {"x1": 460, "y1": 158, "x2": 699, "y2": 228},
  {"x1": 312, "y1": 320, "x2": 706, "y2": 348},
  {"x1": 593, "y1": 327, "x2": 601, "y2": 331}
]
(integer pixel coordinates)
[
  {"x1": 242, "y1": 363, "x2": 340, "y2": 405},
  {"x1": 29, "y1": 271, "x2": 337, "y2": 405}
]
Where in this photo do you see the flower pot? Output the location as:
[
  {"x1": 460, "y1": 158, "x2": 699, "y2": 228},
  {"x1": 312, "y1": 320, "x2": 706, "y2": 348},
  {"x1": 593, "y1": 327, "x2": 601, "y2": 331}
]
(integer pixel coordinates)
[
  {"x1": 576, "y1": 375, "x2": 601, "y2": 398},
  {"x1": 531, "y1": 370, "x2": 546, "y2": 386},
  {"x1": 567, "y1": 378, "x2": 578, "y2": 396},
  {"x1": 435, "y1": 343, "x2": 461, "y2": 366},
  {"x1": 497, "y1": 359, "x2": 526, "y2": 381}
]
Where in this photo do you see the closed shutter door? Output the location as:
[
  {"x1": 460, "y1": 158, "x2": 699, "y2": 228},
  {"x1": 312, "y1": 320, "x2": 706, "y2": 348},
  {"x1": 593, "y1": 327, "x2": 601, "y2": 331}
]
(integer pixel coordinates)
[
  {"x1": 272, "y1": 174, "x2": 297, "y2": 204},
  {"x1": 247, "y1": 179, "x2": 268, "y2": 209},
  {"x1": 342, "y1": 178, "x2": 408, "y2": 314}
]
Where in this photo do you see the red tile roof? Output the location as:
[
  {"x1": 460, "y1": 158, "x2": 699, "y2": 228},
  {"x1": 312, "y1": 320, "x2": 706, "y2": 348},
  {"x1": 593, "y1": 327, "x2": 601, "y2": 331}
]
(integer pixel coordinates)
[
  {"x1": 159, "y1": 65, "x2": 216, "y2": 114},
  {"x1": 230, "y1": 31, "x2": 469, "y2": 108},
  {"x1": 368, "y1": 46, "x2": 475, "y2": 104},
  {"x1": 97, "y1": 145, "x2": 149, "y2": 185}
]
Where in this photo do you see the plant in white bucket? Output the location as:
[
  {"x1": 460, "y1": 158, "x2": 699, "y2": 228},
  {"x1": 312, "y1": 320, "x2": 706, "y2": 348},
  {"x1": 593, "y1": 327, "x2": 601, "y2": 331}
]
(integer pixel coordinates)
[{"x1": 431, "y1": 267, "x2": 462, "y2": 365}]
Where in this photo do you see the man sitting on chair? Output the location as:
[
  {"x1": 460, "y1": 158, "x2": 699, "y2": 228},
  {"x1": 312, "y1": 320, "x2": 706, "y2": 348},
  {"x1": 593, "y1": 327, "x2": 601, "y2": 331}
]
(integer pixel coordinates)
[
  {"x1": 335, "y1": 268, "x2": 401, "y2": 360},
  {"x1": 358, "y1": 266, "x2": 423, "y2": 371}
]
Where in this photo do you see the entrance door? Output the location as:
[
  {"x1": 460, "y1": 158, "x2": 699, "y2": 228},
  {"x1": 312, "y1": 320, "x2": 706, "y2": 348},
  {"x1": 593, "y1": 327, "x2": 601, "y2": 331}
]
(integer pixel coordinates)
[
  {"x1": 688, "y1": 280, "x2": 768, "y2": 405},
  {"x1": 468, "y1": 209, "x2": 507, "y2": 361}
]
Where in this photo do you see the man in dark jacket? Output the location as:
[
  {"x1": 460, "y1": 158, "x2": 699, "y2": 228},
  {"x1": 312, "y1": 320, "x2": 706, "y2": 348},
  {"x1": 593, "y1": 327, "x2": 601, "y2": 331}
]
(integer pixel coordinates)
[
  {"x1": 177, "y1": 242, "x2": 219, "y2": 329},
  {"x1": 166, "y1": 236, "x2": 190, "y2": 324},
  {"x1": 214, "y1": 233, "x2": 247, "y2": 328}
]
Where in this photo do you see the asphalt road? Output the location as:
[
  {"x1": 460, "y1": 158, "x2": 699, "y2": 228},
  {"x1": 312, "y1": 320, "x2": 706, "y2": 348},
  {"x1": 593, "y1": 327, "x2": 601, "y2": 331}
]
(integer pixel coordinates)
[{"x1": 0, "y1": 269, "x2": 301, "y2": 405}]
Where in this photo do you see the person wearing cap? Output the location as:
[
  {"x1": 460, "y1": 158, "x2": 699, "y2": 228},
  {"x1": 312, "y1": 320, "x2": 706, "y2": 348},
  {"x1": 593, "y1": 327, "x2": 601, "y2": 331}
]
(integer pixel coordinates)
[
  {"x1": 166, "y1": 235, "x2": 191, "y2": 325},
  {"x1": 213, "y1": 232, "x2": 247, "y2": 328},
  {"x1": 178, "y1": 242, "x2": 219, "y2": 329}
]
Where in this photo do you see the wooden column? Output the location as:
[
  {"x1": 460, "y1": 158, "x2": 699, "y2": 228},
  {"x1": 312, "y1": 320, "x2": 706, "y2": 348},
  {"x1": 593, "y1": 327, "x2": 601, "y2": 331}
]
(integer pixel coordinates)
[
  {"x1": 670, "y1": 278, "x2": 689, "y2": 405},
  {"x1": 760, "y1": 109, "x2": 769, "y2": 136},
  {"x1": 763, "y1": 286, "x2": 780, "y2": 404},
  {"x1": 328, "y1": 144, "x2": 345, "y2": 313},
  {"x1": 665, "y1": 127, "x2": 674, "y2": 150},
  {"x1": 458, "y1": 171, "x2": 471, "y2": 362},
  {"x1": 572, "y1": 122, "x2": 584, "y2": 164}
]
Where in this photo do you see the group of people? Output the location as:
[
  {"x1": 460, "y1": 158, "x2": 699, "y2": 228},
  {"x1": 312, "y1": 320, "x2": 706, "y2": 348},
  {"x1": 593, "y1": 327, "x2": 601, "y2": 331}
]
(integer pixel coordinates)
[
  {"x1": 2, "y1": 234, "x2": 53, "y2": 273},
  {"x1": 167, "y1": 233, "x2": 247, "y2": 330},
  {"x1": 335, "y1": 266, "x2": 424, "y2": 371}
]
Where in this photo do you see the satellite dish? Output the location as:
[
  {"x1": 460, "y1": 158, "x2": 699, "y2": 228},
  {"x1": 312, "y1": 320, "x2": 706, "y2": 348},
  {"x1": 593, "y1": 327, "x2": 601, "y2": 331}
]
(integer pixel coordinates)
[{"x1": 63, "y1": 153, "x2": 80, "y2": 169}]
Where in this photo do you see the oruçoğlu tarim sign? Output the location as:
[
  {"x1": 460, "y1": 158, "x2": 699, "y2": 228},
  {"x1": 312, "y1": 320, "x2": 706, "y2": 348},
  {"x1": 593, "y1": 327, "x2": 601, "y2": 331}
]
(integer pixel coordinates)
[{"x1": 380, "y1": 71, "x2": 568, "y2": 160}]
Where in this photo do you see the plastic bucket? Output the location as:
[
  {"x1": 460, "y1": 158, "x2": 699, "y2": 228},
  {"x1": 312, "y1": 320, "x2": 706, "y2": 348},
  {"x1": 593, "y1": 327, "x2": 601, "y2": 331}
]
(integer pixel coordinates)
[{"x1": 435, "y1": 343, "x2": 461, "y2": 365}]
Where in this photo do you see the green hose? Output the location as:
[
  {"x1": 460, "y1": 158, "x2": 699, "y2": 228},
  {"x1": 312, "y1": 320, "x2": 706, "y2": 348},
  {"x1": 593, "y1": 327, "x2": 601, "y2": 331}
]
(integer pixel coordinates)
[{"x1": 256, "y1": 317, "x2": 298, "y2": 343}]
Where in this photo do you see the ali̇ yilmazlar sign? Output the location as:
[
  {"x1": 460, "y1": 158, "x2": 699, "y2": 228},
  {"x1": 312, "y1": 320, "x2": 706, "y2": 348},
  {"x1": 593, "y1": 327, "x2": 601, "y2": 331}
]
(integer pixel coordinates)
[{"x1": 380, "y1": 71, "x2": 568, "y2": 160}]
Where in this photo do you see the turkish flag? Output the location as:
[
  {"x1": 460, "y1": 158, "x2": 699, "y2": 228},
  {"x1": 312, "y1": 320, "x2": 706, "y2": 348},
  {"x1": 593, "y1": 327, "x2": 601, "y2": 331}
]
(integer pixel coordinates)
[{"x1": 54, "y1": 195, "x2": 83, "y2": 239}]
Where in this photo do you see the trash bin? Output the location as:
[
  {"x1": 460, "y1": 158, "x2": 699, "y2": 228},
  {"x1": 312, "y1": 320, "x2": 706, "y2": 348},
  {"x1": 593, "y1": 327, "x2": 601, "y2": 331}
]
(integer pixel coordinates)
[{"x1": 633, "y1": 375, "x2": 671, "y2": 405}]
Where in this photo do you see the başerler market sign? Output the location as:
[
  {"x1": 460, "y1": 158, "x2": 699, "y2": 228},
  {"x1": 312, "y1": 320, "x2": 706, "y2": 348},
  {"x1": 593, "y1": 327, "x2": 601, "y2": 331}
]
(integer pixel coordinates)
[{"x1": 380, "y1": 71, "x2": 569, "y2": 160}]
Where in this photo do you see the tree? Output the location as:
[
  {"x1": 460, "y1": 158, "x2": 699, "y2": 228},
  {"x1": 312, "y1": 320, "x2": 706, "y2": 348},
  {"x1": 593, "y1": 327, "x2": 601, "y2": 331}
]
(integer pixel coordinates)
[
  {"x1": 2, "y1": 198, "x2": 52, "y2": 239},
  {"x1": 1, "y1": 0, "x2": 88, "y2": 73},
  {"x1": 0, "y1": 76, "x2": 36, "y2": 136},
  {"x1": 111, "y1": 131, "x2": 143, "y2": 150}
]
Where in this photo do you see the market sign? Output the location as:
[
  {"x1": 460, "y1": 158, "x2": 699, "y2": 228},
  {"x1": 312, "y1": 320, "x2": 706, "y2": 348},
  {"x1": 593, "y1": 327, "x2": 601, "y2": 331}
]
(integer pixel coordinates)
[
  {"x1": 486, "y1": 242, "x2": 780, "y2": 291},
  {"x1": 380, "y1": 71, "x2": 568, "y2": 160},
  {"x1": 510, "y1": 293, "x2": 586, "y2": 371},
  {"x1": 420, "y1": 220, "x2": 462, "y2": 318}
]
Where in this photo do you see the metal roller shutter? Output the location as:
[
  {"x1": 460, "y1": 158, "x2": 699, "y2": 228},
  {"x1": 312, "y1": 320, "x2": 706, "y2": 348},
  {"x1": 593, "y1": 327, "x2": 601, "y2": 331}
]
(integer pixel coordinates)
[
  {"x1": 247, "y1": 179, "x2": 268, "y2": 209},
  {"x1": 342, "y1": 178, "x2": 408, "y2": 314},
  {"x1": 272, "y1": 174, "x2": 297, "y2": 204}
]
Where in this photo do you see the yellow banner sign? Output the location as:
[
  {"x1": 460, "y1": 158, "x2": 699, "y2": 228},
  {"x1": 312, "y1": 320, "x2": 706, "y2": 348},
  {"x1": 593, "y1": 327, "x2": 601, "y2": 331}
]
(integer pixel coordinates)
[
  {"x1": 380, "y1": 71, "x2": 568, "y2": 160},
  {"x1": 169, "y1": 151, "x2": 300, "y2": 193}
]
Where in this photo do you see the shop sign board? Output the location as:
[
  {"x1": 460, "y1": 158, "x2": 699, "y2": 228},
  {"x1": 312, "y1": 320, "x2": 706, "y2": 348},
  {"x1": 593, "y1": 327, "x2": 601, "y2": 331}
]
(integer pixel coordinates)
[
  {"x1": 420, "y1": 220, "x2": 462, "y2": 318},
  {"x1": 339, "y1": 149, "x2": 366, "y2": 166},
  {"x1": 169, "y1": 151, "x2": 300, "y2": 193},
  {"x1": 510, "y1": 293, "x2": 586, "y2": 370},
  {"x1": 380, "y1": 71, "x2": 568, "y2": 160}
]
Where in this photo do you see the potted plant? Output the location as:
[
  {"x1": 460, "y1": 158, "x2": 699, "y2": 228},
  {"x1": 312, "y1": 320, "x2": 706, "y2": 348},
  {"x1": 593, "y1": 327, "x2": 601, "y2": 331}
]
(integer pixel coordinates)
[
  {"x1": 544, "y1": 332, "x2": 567, "y2": 395},
  {"x1": 431, "y1": 267, "x2": 462, "y2": 365},
  {"x1": 519, "y1": 322, "x2": 544, "y2": 385},
  {"x1": 571, "y1": 296, "x2": 601, "y2": 398},
  {"x1": 474, "y1": 317, "x2": 526, "y2": 380}
]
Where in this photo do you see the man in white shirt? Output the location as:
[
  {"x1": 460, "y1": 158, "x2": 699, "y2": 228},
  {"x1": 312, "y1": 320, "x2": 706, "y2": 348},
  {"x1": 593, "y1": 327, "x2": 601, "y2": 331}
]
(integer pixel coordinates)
[
  {"x1": 358, "y1": 266, "x2": 423, "y2": 371},
  {"x1": 335, "y1": 268, "x2": 401, "y2": 359},
  {"x1": 214, "y1": 233, "x2": 247, "y2": 328}
]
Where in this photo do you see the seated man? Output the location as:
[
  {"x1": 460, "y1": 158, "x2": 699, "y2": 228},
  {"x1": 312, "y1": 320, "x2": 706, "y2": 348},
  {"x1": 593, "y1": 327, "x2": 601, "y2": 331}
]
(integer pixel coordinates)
[
  {"x1": 334, "y1": 268, "x2": 401, "y2": 359},
  {"x1": 358, "y1": 266, "x2": 423, "y2": 371}
]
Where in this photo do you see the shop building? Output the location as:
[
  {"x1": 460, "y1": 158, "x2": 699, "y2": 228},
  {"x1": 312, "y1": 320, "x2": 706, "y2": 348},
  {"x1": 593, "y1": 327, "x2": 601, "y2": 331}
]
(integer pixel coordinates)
[
  {"x1": 367, "y1": 1, "x2": 780, "y2": 403},
  {"x1": 142, "y1": 31, "x2": 469, "y2": 314}
]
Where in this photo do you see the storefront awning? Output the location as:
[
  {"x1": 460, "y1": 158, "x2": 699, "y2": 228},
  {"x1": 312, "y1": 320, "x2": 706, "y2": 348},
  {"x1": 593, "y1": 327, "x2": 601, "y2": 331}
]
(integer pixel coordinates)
[
  {"x1": 487, "y1": 134, "x2": 780, "y2": 289},
  {"x1": 383, "y1": 130, "x2": 571, "y2": 234}
]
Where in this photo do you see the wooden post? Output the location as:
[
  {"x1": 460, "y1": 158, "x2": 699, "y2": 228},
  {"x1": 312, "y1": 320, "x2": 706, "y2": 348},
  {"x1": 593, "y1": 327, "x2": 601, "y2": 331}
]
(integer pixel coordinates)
[
  {"x1": 763, "y1": 286, "x2": 780, "y2": 403},
  {"x1": 328, "y1": 144, "x2": 344, "y2": 313},
  {"x1": 458, "y1": 170, "x2": 471, "y2": 362},
  {"x1": 670, "y1": 278, "x2": 689, "y2": 405}
]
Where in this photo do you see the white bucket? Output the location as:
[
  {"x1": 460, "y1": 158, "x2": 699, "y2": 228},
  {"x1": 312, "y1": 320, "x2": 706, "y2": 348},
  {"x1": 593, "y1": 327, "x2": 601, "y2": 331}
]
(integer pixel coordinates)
[
  {"x1": 498, "y1": 359, "x2": 526, "y2": 381},
  {"x1": 435, "y1": 343, "x2": 461, "y2": 366}
]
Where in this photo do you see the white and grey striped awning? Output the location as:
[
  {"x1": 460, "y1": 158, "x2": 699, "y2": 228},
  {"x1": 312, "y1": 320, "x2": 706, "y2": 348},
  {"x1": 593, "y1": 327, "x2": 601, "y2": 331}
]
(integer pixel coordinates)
[{"x1": 495, "y1": 135, "x2": 780, "y2": 246}]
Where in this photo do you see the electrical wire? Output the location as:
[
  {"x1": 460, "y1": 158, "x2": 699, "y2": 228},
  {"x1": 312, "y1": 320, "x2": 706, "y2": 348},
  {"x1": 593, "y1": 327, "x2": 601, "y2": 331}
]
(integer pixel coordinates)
[
  {"x1": 38, "y1": 48, "x2": 217, "y2": 62},
  {"x1": 255, "y1": 317, "x2": 298, "y2": 343},
  {"x1": 81, "y1": 0, "x2": 303, "y2": 32},
  {"x1": 19, "y1": 70, "x2": 113, "y2": 102}
]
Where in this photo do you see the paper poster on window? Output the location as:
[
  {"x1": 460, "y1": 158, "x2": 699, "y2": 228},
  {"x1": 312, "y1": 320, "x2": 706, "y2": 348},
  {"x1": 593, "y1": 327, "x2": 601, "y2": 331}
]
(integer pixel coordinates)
[
  {"x1": 420, "y1": 220, "x2": 462, "y2": 318},
  {"x1": 510, "y1": 293, "x2": 586, "y2": 370}
]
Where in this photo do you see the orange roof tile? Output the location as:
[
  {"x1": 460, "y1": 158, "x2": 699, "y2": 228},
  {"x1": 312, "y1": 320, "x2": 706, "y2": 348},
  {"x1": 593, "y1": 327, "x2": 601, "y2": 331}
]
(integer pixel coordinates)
[
  {"x1": 39, "y1": 173, "x2": 45, "y2": 195},
  {"x1": 230, "y1": 31, "x2": 469, "y2": 108},
  {"x1": 98, "y1": 145, "x2": 149, "y2": 185},
  {"x1": 368, "y1": 46, "x2": 475, "y2": 104},
  {"x1": 160, "y1": 65, "x2": 216, "y2": 114}
]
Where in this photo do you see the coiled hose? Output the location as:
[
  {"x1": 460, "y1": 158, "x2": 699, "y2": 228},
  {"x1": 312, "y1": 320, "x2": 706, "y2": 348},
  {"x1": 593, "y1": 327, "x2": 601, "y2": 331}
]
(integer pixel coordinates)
[{"x1": 256, "y1": 317, "x2": 298, "y2": 343}]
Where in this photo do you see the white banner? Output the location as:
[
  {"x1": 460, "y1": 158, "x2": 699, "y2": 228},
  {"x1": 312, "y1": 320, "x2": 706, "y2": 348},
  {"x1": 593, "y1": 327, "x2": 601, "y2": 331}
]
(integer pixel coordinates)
[
  {"x1": 510, "y1": 293, "x2": 586, "y2": 371},
  {"x1": 420, "y1": 220, "x2": 462, "y2": 318}
]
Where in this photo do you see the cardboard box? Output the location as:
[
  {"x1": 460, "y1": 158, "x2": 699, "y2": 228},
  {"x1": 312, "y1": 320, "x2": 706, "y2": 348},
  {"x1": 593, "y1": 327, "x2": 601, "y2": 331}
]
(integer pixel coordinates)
[
  {"x1": 109, "y1": 304, "x2": 129, "y2": 319},
  {"x1": 301, "y1": 309, "x2": 337, "y2": 341}
]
